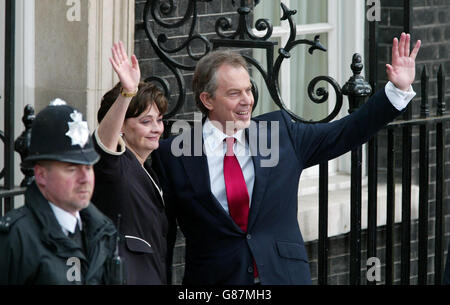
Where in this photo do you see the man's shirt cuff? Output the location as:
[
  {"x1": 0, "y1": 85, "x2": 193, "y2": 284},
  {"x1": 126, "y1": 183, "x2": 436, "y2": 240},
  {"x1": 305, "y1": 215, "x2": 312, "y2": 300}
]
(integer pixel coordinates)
[{"x1": 385, "y1": 81, "x2": 416, "y2": 111}]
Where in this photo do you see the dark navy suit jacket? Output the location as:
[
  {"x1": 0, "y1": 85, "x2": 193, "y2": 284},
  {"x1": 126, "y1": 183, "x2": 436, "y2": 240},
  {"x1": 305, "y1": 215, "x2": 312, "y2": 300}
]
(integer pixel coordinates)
[{"x1": 153, "y1": 88, "x2": 404, "y2": 285}]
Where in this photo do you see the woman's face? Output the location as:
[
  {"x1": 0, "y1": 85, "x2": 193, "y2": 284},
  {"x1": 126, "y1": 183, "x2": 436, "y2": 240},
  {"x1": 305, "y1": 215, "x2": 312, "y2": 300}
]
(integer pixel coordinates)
[{"x1": 122, "y1": 103, "x2": 164, "y2": 158}]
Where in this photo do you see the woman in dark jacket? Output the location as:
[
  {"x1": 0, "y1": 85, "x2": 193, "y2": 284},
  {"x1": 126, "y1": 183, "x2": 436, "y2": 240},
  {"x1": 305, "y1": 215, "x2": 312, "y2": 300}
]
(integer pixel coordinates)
[{"x1": 91, "y1": 41, "x2": 169, "y2": 285}]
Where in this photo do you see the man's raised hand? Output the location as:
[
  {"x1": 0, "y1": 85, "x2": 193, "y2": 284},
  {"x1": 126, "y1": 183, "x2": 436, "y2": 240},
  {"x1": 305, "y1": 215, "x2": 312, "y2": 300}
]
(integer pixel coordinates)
[{"x1": 386, "y1": 32, "x2": 421, "y2": 91}]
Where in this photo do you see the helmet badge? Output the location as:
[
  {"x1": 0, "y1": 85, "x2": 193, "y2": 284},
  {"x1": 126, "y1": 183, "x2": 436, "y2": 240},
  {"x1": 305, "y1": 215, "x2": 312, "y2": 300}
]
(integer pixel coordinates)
[{"x1": 65, "y1": 110, "x2": 89, "y2": 148}]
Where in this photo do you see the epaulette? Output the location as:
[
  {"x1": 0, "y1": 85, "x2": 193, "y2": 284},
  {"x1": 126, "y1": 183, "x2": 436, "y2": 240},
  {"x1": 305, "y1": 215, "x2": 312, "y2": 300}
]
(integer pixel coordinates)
[{"x1": 0, "y1": 208, "x2": 26, "y2": 233}]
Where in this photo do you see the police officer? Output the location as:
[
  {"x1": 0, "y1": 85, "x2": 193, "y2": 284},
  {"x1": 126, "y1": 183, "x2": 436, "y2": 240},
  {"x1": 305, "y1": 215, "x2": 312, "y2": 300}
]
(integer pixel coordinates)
[{"x1": 0, "y1": 101, "x2": 120, "y2": 285}]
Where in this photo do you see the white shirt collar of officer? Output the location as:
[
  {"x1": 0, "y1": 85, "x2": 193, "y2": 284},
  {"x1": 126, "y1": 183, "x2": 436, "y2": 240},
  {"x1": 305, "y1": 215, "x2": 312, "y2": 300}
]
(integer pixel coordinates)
[{"x1": 48, "y1": 202, "x2": 82, "y2": 236}]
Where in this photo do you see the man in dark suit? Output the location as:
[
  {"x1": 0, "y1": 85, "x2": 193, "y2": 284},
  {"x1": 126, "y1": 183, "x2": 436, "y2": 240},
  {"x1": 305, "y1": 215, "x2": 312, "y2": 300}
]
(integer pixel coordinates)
[{"x1": 153, "y1": 33, "x2": 421, "y2": 285}]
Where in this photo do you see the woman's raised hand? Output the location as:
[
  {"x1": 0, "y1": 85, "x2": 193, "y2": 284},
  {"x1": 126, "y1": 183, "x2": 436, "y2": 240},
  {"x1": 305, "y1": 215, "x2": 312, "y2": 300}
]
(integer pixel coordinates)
[{"x1": 109, "y1": 41, "x2": 141, "y2": 93}]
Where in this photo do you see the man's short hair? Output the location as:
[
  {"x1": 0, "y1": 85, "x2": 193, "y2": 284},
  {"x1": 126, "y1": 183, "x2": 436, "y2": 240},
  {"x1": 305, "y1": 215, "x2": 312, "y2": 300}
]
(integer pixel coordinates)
[{"x1": 192, "y1": 50, "x2": 249, "y2": 116}]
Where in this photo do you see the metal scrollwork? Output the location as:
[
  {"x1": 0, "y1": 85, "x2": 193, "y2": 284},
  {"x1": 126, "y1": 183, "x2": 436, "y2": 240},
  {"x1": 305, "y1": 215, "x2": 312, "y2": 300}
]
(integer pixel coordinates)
[
  {"x1": 307, "y1": 76, "x2": 343, "y2": 123},
  {"x1": 144, "y1": 0, "x2": 213, "y2": 118},
  {"x1": 143, "y1": 0, "x2": 346, "y2": 123},
  {"x1": 270, "y1": 3, "x2": 342, "y2": 123},
  {"x1": 215, "y1": 7, "x2": 273, "y2": 41}
]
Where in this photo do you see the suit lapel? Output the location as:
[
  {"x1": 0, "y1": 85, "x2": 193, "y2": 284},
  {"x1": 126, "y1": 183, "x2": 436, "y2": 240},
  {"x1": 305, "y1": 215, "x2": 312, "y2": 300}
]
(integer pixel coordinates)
[
  {"x1": 180, "y1": 127, "x2": 242, "y2": 232},
  {"x1": 246, "y1": 123, "x2": 272, "y2": 232}
]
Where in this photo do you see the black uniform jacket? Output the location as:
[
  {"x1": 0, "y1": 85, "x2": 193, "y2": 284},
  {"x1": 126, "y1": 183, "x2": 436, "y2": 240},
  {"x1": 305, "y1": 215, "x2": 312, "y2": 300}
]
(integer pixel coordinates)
[{"x1": 0, "y1": 182, "x2": 118, "y2": 285}]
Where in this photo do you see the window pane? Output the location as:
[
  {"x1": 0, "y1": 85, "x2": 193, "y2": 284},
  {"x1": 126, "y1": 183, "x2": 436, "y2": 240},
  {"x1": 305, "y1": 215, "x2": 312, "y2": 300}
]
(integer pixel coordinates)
[
  {"x1": 253, "y1": 1, "x2": 281, "y2": 27},
  {"x1": 253, "y1": 0, "x2": 328, "y2": 27},
  {"x1": 291, "y1": 0, "x2": 328, "y2": 24}
]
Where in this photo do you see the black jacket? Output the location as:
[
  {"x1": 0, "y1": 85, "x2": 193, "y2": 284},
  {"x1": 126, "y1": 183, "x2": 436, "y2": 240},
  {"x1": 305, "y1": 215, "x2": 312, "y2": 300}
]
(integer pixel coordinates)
[
  {"x1": 92, "y1": 135, "x2": 168, "y2": 285},
  {"x1": 444, "y1": 243, "x2": 450, "y2": 285},
  {"x1": 0, "y1": 182, "x2": 119, "y2": 285}
]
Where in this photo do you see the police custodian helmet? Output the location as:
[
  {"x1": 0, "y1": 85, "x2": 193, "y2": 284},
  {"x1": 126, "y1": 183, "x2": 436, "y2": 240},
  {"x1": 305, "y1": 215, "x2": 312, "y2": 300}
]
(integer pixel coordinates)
[{"x1": 22, "y1": 99, "x2": 100, "y2": 168}]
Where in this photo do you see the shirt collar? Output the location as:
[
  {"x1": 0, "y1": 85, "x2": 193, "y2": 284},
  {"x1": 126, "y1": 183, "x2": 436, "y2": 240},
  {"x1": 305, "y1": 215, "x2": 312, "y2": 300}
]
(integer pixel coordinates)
[
  {"x1": 203, "y1": 118, "x2": 246, "y2": 152},
  {"x1": 48, "y1": 202, "x2": 82, "y2": 235}
]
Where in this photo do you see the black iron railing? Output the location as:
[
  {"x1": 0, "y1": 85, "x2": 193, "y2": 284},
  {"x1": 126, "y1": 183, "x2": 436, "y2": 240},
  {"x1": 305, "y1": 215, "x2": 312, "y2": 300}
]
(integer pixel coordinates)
[
  {"x1": 380, "y1": 66, "x2": 448, "y2": 285},
  {"x1": 1, "y1": 0, "x2": 27, "y2": 215}
]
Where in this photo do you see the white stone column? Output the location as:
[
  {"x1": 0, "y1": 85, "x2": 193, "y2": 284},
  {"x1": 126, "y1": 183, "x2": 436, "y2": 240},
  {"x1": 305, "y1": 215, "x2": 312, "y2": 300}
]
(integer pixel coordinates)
[
  {"x1": 35, "y1": 0, "x2": 135, "y2": 130},
  {"x1": 86, "y1": 0, "x2": 135, "y2": 130}
]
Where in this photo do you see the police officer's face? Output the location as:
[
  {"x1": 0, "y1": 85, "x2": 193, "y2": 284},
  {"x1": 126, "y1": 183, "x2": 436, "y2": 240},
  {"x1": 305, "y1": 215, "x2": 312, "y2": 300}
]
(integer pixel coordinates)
[
  {"x1": 122, "y1": 103, "x2": 164, "y2": 158},
  {"x1": 34, "y1": 161, "x2": 94, "y2": 216}
]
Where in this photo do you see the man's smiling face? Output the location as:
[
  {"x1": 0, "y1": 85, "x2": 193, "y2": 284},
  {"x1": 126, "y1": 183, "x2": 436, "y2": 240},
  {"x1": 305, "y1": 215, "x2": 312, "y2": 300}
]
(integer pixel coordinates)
[{"x1": 202, "y1": 64, "x2": 254, "y2": 135}]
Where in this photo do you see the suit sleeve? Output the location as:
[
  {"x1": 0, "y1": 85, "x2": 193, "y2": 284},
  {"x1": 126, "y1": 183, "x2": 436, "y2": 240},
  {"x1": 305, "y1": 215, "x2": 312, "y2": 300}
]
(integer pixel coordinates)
[
  {"x1": 151, "y1": 145, "x2": 178, "y2": 285},
  {"x1": 285, "y1": 88, "x2": 404, "y2": 168}
]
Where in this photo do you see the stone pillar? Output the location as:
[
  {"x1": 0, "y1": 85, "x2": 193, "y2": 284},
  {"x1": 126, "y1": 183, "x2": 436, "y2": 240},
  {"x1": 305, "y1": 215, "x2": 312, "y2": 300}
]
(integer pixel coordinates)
[
  {"x1": 86, "y1": 0, "x2": 135, "y2": 129},
  {"x1": 35, "y1": 0, "x2": 135, "y2": 130}
]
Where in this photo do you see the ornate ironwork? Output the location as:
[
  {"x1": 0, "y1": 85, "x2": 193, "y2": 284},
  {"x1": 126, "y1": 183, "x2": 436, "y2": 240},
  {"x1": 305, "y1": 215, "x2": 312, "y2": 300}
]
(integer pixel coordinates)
[
  {"x1": 342, "y1": 53, "x2": 372, "y2": 114},
  {"x1": 14, "y1": 105, "x2": 35, "y2": 187},
  {"x1": 142, "y1": 0, "x2": 345, "y2": 123},
  {"x1": 143, "y1": 0, "x2": 212, "y2": 118},
  {"x1": 0, "y1": 130, "x2": 5, "y2": 180}
]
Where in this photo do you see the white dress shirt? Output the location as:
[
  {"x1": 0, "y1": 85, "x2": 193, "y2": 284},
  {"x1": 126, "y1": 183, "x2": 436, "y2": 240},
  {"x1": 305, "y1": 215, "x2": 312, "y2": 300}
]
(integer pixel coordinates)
[
  {"x1": 48, "y1": 202, "x2": 82, "y2": 236},
  {"x1": 203, "y1": 81, "x2": 415, "y2": 214},
  {"x1": 203, "y1": 119, "x2": 255, "y2": 214}
]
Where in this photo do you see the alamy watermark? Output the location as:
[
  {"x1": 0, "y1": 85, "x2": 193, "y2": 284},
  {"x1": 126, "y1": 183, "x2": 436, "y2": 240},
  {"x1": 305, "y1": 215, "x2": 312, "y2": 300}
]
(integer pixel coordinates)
[
  {"x1": 64, "y1": 0, "x2": 380, "y2": 23},
  {"x1": 66, "y1": 257, "x2": 81, "y2": 282},
  {"x1": 367, "y1": 0, "x2": 381, "y2": 22},
  {"x1": 366, "y1": 257, "x2": 381, "y2": 282},
  {"x1": 170, "y1": 113, "x2": 280, "y2": 168},
  {"x1": 66, "y1": 0, "x2": 81, "y2": 22}
]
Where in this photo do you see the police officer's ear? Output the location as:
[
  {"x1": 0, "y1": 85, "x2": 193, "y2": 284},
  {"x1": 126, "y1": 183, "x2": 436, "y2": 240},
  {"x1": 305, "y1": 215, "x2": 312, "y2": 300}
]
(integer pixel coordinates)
[
  {"x1": 199, "y1": 92, "x2": 214, "y2": 112},
  {"x1": 33, "y1": 163, "x2": 50, "y2": 188}
]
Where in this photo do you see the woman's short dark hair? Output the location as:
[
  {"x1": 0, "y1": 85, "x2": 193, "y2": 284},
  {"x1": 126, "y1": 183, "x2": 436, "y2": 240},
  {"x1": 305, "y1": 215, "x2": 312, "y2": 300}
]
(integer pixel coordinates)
[
  {"x1": 97, "y1": 82, "x2": 168, "y2": 123},
  {"x1": 192, "y1": 50, "x2": 249, "y2": 116}
]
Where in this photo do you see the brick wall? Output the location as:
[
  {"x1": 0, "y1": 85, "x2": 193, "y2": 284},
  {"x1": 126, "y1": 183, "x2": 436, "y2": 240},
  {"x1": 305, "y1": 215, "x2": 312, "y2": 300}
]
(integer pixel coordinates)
[{"x1": 134, "y1": 0, "x2": 450, "y2": 285}]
